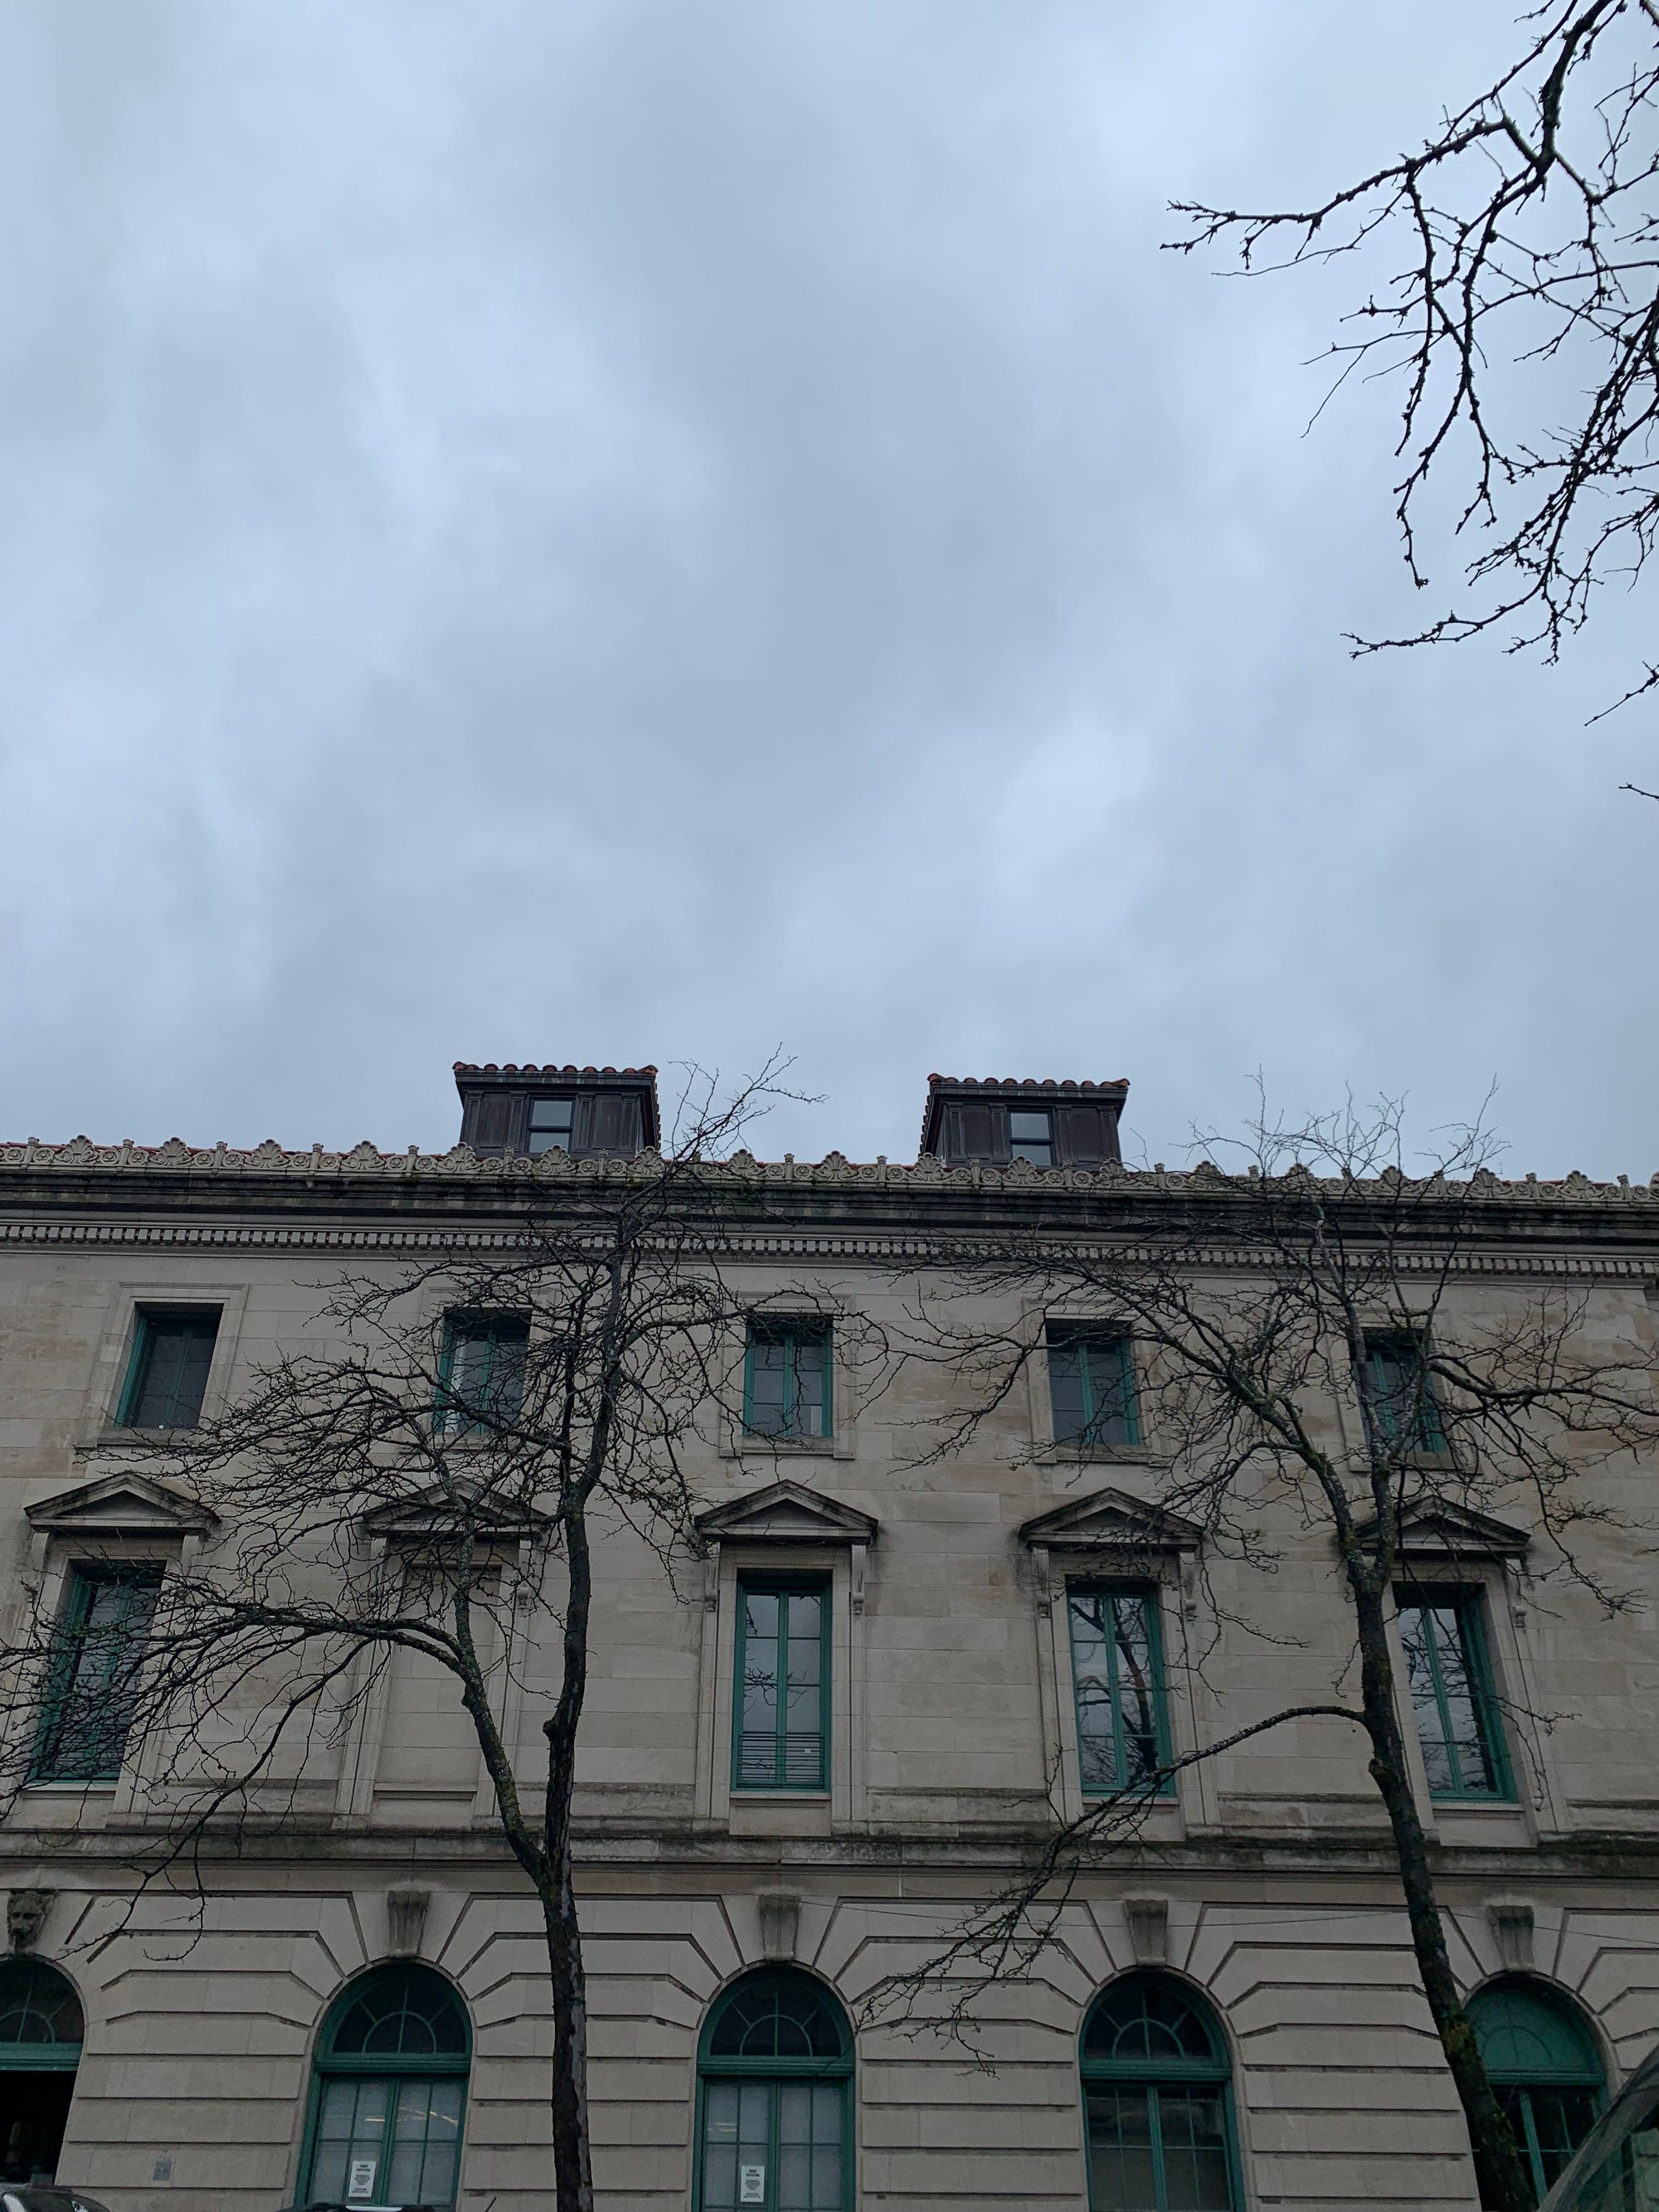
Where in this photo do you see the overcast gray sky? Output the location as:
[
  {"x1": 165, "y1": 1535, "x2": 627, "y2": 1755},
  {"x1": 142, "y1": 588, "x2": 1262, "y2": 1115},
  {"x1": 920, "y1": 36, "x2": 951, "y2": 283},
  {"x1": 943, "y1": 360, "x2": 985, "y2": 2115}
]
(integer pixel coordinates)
[{"x1": 2, "y1": 2, "x2": 1652, "y2": 1175}]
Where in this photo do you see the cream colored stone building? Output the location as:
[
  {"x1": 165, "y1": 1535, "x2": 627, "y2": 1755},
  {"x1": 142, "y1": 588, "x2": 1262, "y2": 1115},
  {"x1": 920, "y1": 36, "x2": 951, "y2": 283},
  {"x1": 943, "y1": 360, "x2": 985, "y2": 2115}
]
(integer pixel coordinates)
[{"x1": 0, "y1": 1062, "x2": 1656, "y2": 2212}]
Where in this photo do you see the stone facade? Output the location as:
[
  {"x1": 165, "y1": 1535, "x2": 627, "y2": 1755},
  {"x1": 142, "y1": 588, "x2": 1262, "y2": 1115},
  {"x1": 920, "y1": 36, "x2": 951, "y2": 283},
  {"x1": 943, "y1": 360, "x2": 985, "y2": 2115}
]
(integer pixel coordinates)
[{"x1": 0, "y1": 1091, "x2": 1657, "y2": 2211}]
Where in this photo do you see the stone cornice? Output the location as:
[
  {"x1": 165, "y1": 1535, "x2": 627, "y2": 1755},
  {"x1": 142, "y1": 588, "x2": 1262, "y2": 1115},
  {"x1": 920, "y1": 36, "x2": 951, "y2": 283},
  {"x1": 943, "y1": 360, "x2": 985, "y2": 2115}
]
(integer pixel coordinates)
[{"x1": 2, "y1": 1140, "x2": 1658, "y2": 1269}]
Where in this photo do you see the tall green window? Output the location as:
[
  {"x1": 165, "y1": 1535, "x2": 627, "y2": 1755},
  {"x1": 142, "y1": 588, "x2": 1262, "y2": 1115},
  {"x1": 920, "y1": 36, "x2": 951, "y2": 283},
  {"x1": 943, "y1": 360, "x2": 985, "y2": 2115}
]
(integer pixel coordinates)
[
  {"x1": 1362, "y1": 1330, "x2": 1448, "y2": 1455},
  {"x1": 304, "y1": 1965, "x2": 469, "y2": 2210},
  {"x1": 31, "y1": 1566, "x2": 163, "y2": 1783},
  {"x1": 697, "y1": 1968, "x2": 853, "y2": 2212},
  {"x1": 744, "y1": 1320, "x2": 832, "y2": 1441},
  {"x1": 117, "y1": 1307, "x2": 220, "y2": 1429},
  {"x1": 1396, "y1": 1589, "x2": 1512, "y2": 1800},
  {"x1": 1468, "y1": 1980, "x2": 1604, "y2": 2208},
  {"x1": 1068, "y1": 1587, "x2": 1172, "y2": 1797},
  {"x1": 437, "y1": 1313, "x2": 529, "y2": 1434},
  {"x1": 1048, "y1": 1326, "x2": 1140, "y2": 1449},
  {"x1": 733, "y1": 1580, "x2": 829, "y2": 1791},
  {"x1": 1081, "y1": 1973, "x2": 1240, "y2": 2212},
  {"x1": 0, "y1": 1959, "x2": 85, "y2": 2187}
]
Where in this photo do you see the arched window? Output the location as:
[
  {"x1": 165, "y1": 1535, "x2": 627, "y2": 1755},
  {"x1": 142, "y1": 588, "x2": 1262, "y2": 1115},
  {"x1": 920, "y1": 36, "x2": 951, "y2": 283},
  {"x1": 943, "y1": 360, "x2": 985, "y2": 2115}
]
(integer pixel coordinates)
[
  {"x1": 1468, "y1": 1978, "x2": 1604, "y2": 2206},
  {"x1": 304, "y1": 1965, "x2": 470, "y2": 2210},
  {"x1": 697, "y1": 1967, "x2": 853, "y2": 2212},
  {"x1": 0, "y1": 1959, "x2": 85, "y2": 2185},
  {"x1": 1080, "y1": 1972, "x2": 1239, "y2": 2212}
]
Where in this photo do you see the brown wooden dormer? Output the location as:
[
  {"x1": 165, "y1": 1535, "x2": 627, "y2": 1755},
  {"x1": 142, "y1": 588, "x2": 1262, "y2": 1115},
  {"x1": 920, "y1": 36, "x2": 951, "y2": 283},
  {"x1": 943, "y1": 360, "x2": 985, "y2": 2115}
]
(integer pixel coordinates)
[
  {"x1": 455, "y1": 1063, "x2": 659, "y2": 1161},
  {"x1": 920, "y1": 1074, "x2": 1128, "y2": 1170}
]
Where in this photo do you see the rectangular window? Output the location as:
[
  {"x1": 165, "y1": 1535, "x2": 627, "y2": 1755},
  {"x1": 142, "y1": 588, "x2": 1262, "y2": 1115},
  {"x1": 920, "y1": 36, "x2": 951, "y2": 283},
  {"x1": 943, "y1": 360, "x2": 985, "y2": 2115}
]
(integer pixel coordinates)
[
  {"x1": 1009, "y1": 1108, "x2": 1053, "y2": 1166},
  {"x1": 32, "y1": 1565, "x2": 163, "y2": 1783},
  {"x1": 1396, "y1": 1590, "x2": 1511, "y2": 1800},
  {"x1": 117, "y1": 1308, "x2": 220, "y2": 1430},
  {"x1": 527, "y1": 1096, "x2": 575, "y2": 1155},
  {"x1": 1363, "y1": 1331, "x2": 1448, "y2": 1456},
  {"x1": 1067, "y1": 1586, "x2": 1172, "y2": 1796},
  {"x1": 1048, "y1": 1325, "x2": 1139, "y2": 1448},
  {"x1": 732, "y1": 1579, "x2": 829, "y2": 1790},
  {"x1": 437, "y1": 1314, "x2": 529, "y2": 1432},
  {"x1": 743, "y1": 1319, "x2": 832, "y2": 1441}
]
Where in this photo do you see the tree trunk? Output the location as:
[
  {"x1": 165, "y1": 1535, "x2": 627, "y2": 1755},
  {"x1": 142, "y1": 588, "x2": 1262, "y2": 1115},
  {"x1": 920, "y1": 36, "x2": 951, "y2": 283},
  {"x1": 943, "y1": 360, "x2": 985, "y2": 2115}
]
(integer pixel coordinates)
[
  {"x1": 543, "y1": 1508, "x2": 595, "y2": 2212},
  {"x1": 1350, "y1": 1577, "x2": 1533, "y2": 2211}
]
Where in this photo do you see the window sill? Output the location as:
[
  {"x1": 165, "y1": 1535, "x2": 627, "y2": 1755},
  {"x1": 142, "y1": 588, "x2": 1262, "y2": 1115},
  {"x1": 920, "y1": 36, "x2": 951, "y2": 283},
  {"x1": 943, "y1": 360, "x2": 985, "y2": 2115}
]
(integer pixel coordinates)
[
  {"x1": 20, "y1": 1780, "x2": 118, "y2": 1794},
  {"x1": 75, "y1": 1428, "x2": 204, "y2": 1453},
  {"x1": 731, "y1": 1787, "x2": 830, "y2": 1801},
  {"x1": 722, "y1": 1436, "x2": 854, "y2": 1464},
  {"x1": 1034, "y1": 1442, "x2": 1170, "y2": 1467}
]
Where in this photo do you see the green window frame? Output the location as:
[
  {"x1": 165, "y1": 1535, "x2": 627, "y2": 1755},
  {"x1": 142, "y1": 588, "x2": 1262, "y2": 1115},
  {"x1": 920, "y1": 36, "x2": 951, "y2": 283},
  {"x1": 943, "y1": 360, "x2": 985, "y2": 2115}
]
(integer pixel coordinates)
[
  {"x1": 435, "y1": 1312, "x2": 529, "y2": 1434},
  {"x1": 1081, "y1": 1972, "x2": 1242, "y2": 2212},
  {"x1": 742, "y1": 1319, "x2": 833, "y2": 1441},
  {"x1": 1067, "y1": 1585, "x2": 1174, "y2": 1798},
  {"x1": 732, "y1": 1578, "x2": 830, "y2": 1792},
  {"x1": 1362, "y1": 1330, "x2": 1448, "y2": 1456},
  {"x1": 31, "y1": 1565, "x2": 163, "y2": 1784},
  {"x1": 300, "y1": 1965, "x2": 470, "y2": 2211},
  {"x1": 116, "y1": 1306, "x2": 221, "y2": 1430},
  {"x1": 1396, "y1": 1588, "x2": 1514, "y2": 1801},
  {"x1": 1469, "y1": 1979, "x2": 1604, "y2": 2207},
  {"x1": 695, "y1": 1967, "x2": 853, "y2": 2212},
  {"x1": 1048, "y1": 1325, "x2": 1140, "y2": 1449}
]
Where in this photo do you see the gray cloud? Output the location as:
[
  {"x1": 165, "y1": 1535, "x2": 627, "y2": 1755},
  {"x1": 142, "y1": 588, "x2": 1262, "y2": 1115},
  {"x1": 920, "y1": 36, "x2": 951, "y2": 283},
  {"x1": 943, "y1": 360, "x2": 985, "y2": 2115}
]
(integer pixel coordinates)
[{"x1": 2, "y1": 0, "x2": 1652, "y2": 1175}]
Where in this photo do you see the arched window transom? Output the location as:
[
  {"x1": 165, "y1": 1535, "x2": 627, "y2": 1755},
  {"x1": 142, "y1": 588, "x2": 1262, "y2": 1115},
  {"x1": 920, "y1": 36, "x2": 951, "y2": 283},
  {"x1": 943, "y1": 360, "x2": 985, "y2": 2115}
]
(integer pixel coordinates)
[
  {"x1": 0, "y1": 1962, "x2": 83, "y2": 2064},
  {"x1": 698, "y1": 1969, "x2": 852, "y2": 2212},
  {"x1": 307, "y1": 1966, "x2": 469, "y2": 2210},
  {"x1": 1469, "y1": 1978, "x2": 1603, "y2": 2206},
  {"x1": 1081, "y1": 1972, "x2": 1238, "y2": 2212}
]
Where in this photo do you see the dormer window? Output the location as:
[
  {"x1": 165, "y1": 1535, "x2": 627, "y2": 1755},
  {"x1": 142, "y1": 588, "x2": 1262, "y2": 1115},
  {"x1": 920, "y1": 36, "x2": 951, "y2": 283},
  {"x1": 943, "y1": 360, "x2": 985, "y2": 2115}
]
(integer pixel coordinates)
[
  {"x1": 454, "y1": 1064, "x2": 659, "y2": 1160},
  {"x1": 921, "y1": 1077, "x2": 1128, "y2": 1170},
  {"x1": 1009, "y1": 1109, "x2": 1053, "y2": 1167},
  {"x1": 527, "y1": 1096, "x2": 575, "y2": 1155}
]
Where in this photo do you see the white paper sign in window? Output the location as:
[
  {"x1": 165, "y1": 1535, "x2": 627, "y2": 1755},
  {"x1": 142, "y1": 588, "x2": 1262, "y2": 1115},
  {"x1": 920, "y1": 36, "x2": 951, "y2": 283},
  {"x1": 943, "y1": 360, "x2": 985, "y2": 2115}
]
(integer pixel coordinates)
[
  {"x1": 347, "y1": 2158, "x2": 377, "y2": 2201},
  {"x1": 739, "y1": 2162, "x2": 766, "y2": 2205}
]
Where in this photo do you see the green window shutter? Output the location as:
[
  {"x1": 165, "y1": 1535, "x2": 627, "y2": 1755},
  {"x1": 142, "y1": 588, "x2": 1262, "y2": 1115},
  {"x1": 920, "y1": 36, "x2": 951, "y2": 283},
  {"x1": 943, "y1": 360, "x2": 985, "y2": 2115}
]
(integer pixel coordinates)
[
  {"x1": 1363, "y1": 1332, "x2": 1448, "y2": 1455},
  {"x1": 32, "y1": 1566, "x2": 163, "y2": 1783},
  {"x1": 1068, "y1": 1587, "x2": 1173, "y2": 1797},
  {"x1": 733, "y1": 1579, "x2": 830, "y2": 1791},
  {"x1": 1396, "y1": 1591, "x2": 1513, "y2": 1801},
  {"x1": 743, "y1": 1320, "x2": 833, "y2": 1441},
  {"x1": 437, "y1": 1314, "x2": 529, "y2": 1433},
  {"x1": 118, "y1": 1309, "x2": 220, "y2": 1429},
  {"x1": 1048, "y1": 1327, "x2": 1140, "y2": 1448}
]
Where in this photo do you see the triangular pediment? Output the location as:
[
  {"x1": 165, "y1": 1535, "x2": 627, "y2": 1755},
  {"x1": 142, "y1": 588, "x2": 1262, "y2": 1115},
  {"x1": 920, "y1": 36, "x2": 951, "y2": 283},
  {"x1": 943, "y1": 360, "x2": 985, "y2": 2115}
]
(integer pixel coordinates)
[
  {"x1": 1019, "y1": 1486, "x2": 1202, "y2": 1555},
  {"x1": 27, "y1": 1472, "x2": 217, "y2": 1538},
  {"x1": 696, "y1": 1480, "x2": 878, "y2": 1546},
  {"x1": 363, "y1": 1484, "x2": 546, "y2": 1541},
  {"x1": 1358, "y1": 1497, "x2": 1530, "y2": 1560}
]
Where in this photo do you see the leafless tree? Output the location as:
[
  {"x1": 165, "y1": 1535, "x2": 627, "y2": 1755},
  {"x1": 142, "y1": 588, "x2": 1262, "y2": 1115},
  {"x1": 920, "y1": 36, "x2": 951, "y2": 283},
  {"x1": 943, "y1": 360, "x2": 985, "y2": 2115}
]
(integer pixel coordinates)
[
  {"x1": 873, "y1": 1099, "x2": 1658, "y2": 2212},
  {"x1": 0, "y1": 1061, "x2": 819, "y2": 2212},
  {"x1": 1173, "y1": 3, "x2": 1659, "y2": 727}
]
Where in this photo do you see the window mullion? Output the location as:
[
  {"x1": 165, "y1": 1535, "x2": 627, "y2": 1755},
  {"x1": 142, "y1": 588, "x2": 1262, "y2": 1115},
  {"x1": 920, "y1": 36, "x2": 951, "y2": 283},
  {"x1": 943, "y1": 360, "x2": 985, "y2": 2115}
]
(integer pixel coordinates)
[
  {"x1": 1102, "y1": 1594, "x2": 1126, "y2": 1789},
  {"x1": 1422, "y1": 1607, "x2": 1464, "y2": 1795},
  {"x1": 1517, "y1": 2088, "x2": 1545, "y2": 2202},
  {"x1": 775, "y1": 1600, "x2": 791, "y2": 1784},
  {"x1": 1149, "y1": 2082, "x2": 1169, "y2": 2212},
  {"x1": 768, "y1": 2074, "x2": 782, "y2": 2212}
]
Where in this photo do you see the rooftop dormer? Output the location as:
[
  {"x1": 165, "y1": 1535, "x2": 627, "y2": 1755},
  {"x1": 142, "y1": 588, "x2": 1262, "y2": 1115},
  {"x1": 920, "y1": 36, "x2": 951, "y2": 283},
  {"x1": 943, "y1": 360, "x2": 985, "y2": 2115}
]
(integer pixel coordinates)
[
  {"x1": 920, "y1": 1074, "x2": 1128, "y2": 1170},
  {"x1": 455, "y1": 1063, "x2": 659, "y2": 1161}
]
